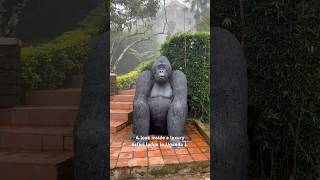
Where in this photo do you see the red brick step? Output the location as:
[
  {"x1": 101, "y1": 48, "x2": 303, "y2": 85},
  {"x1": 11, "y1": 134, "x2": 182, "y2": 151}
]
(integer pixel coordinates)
[
  {"x1": 0, "y1": 126, "x2": 73, "y2": 151},
  {"x1": 110, "y1": 119, "x2": 132, "y2": 134},
  {"x1": 118, "y1": 89, "x2": 135, "y2": 95},
  {"x1": 110, "y1": 110, "x2": 133, "y2": 133},
  {"x1": 110, "y1": 102, "x2": 133, "y2": 111},
  {"x1": 110, "y1": 95, "x2": 134, "y2": 102},
  {"x1": 25, "y1": 88, "x2": 81, "y2": 106},
  {"x1": 0, "y1": 151, "x2": 73, "y2": 180},
  {"x1": 110, "y1": 110, "x2": 132, "y2": 121}
]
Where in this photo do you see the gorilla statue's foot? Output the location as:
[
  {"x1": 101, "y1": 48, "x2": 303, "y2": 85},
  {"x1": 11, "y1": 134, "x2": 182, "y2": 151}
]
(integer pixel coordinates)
[
  {"x1": 128, "y1": 134, "x2": 149, "y2": 145},
  {"x1": 128, "y1": 134, "x2": 136, "y2": 141},
  {"x1": 136, "y1": 139, "x2": 149, "y2": 145},
  {"x1": 184, "y1": 135, "x2": 192, "y2": 141},
  {"x1": 169, "y1": 139, "x2": 184, "y2": 148}
]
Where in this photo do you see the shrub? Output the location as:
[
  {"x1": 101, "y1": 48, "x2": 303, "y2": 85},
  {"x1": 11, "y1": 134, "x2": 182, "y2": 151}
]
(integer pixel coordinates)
[
  {"x1": 116, "y1": 58, "x2": 155, "y2": 90},
  {"x1": 21, "y1": 29, "x2": 97, "y2": 88},
  {"x1": 160, "y1": 32, "x2": 210, "y2": 121},
  {"x1": 21, "y1": 2, "x2": 106, "y2": 89}
]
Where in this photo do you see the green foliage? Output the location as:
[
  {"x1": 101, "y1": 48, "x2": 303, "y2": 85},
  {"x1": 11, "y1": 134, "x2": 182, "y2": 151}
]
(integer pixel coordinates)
[
  {"x1": 116, "y1": 70, "x2": 139, "y2": 90},
  {"x1": 160, "y1": 32, "x2": 210, "y2": 121},
  {"x1": 214, "y1": 0, "x2": 320, "y2": 179},
  {"x1": 21, "y1": 2, "x2": 106, "y2": 89},
  {"x1": 21, "y1": 28, "x2": 97, "y2": 88},
  {"x1": 116, "y1": 58, "x2": 155, "y2": 90}
]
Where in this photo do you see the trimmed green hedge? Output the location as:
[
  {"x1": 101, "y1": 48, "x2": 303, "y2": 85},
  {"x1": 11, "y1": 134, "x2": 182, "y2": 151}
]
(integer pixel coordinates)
[
  {"x1": 21, "y1": 2, "x2": 105, "y2": 88},
  {"x1": 21, "y1": 28, "x2": 97, "y2": 88},
  {"x1": 116, "y1": 58, "x2": 155, "y2": 90},
  {"x1": 160, "y1": 32, "x2": 210, "y2": 121}
]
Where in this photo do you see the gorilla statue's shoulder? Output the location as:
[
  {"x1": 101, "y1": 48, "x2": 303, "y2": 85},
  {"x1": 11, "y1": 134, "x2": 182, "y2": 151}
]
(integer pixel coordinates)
[
  {"x1": 137, "y1": 70, "x2": 152, "y2": 81},
  {"x1": 139, "y1": 70, "x2": 152, "y2": 76},
  {"x1": 172, "y1": 70, "x2": 186, "y2": 77},
  {"x1": 170, "y1": 70, "x2": 187, "y2": 84}
]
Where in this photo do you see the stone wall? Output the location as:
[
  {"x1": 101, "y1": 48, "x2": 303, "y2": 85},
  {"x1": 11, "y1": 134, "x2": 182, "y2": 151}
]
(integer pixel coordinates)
[
  {"x1": 0, "y1": 38, "x2": 22, "y2": 107},
  {"x1": 110, "y1": 73, "x2": 117, "y2": 96}
]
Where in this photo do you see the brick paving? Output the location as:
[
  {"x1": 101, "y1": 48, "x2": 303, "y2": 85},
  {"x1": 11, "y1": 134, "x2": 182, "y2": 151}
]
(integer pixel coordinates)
[{"x1": 110, "y1": 122, "x2": 210, "y2": 169}]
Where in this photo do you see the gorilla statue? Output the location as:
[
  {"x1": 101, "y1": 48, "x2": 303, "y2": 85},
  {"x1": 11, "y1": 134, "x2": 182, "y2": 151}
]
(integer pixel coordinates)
[{"x1": 131, "y1": 56, "x2": 189, "y2": 146}]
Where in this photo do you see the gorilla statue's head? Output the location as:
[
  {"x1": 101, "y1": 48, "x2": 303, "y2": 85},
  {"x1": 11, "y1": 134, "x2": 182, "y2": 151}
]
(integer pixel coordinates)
[{"x1": 152, "y1": 56, "x2": 172, "y2": 84}]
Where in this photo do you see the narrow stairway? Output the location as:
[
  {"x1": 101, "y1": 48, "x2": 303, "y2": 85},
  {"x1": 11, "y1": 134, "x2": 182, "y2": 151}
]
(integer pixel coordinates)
[{"x1": 110, "y1": 89, "x2": 134, "y2": 133}]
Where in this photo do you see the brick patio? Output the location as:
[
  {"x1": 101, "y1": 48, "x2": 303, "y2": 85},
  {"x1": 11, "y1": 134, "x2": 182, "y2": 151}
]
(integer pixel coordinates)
[
  {"x1": 110, "y1": 122, "x2": 210, "y2": 169},
  {"x1": 109, "y1": 88, "x2": 210, "y2": 178}
]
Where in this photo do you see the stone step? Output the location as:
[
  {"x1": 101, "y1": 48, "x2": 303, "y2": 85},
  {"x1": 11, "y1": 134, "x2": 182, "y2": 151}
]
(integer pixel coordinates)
[
  {"x1": 25, "y1": 88, "x2": 81, "y2": 106},
  {"x1": 0, "y1": 126, "x2": 73, "y2": 151},
  {"x1": 0, "y1": 151, "x2": 73, "y2": 180},
  {"x1": 110, "y1": 95, "x2": 134, "y2": 102},
  {"x1": 118, "y1": 89, "x2": 135, "y2": 95},
  {"x1": 110, "y1": 102, "x2": 133, "y2": 111},
  {"x1": 0, "y1": 106, "x2": 78, "y2": 127}
]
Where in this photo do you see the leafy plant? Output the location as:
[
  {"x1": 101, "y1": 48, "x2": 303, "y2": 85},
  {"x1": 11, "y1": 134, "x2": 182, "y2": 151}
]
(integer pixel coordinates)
[
  {"x1": 160, "y1": 32, "x2": 210, "y2": 121},
  {"x1": 21, "y1": 28, "x2": 97, "y2": 88},
  {"x1": 20, "y1": 2, "x2": 106, "y2": 89},
  {"x1": 116, "y1": 57, "x2": 155, "y2": 90}
]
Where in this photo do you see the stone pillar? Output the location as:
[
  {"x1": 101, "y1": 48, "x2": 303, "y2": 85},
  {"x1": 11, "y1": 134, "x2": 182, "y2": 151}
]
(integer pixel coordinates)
[
  {"x1": 110, "y1": 73, "x2": 117, "y2": 95},
  {"x1": 0, "y1": 38, "x2": 22, "y2": 107}
]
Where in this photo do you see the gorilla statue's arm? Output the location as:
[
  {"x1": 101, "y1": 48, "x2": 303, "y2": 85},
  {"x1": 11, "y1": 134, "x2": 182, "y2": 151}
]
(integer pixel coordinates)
[
  {"x1": 133, "y1": 70, "x2": 153, "y2": 138},
  {"x1": 167, "y1": 70, "x2": 188, "y2": 139}
]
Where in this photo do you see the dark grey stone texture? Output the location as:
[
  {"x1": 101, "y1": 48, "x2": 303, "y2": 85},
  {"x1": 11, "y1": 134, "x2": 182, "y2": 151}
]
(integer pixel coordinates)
[
  {"x1": 132, "y1": 56, "x2": 188, "y2": 145},
  {"x1": 74, "y1": 32, "x2": 109, "y2": 180},
  {"x1": 211, "y1": 27, "x2": 249, "y2": 180}
]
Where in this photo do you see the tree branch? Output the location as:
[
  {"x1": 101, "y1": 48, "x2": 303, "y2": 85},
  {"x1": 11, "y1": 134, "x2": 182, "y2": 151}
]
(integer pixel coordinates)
[
  {"x1": 111, "y1": 30, "x2": 167, "y2": 73},
  {"x1": 110, "y1": 0, "x2": 169, "y2": 73}
]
